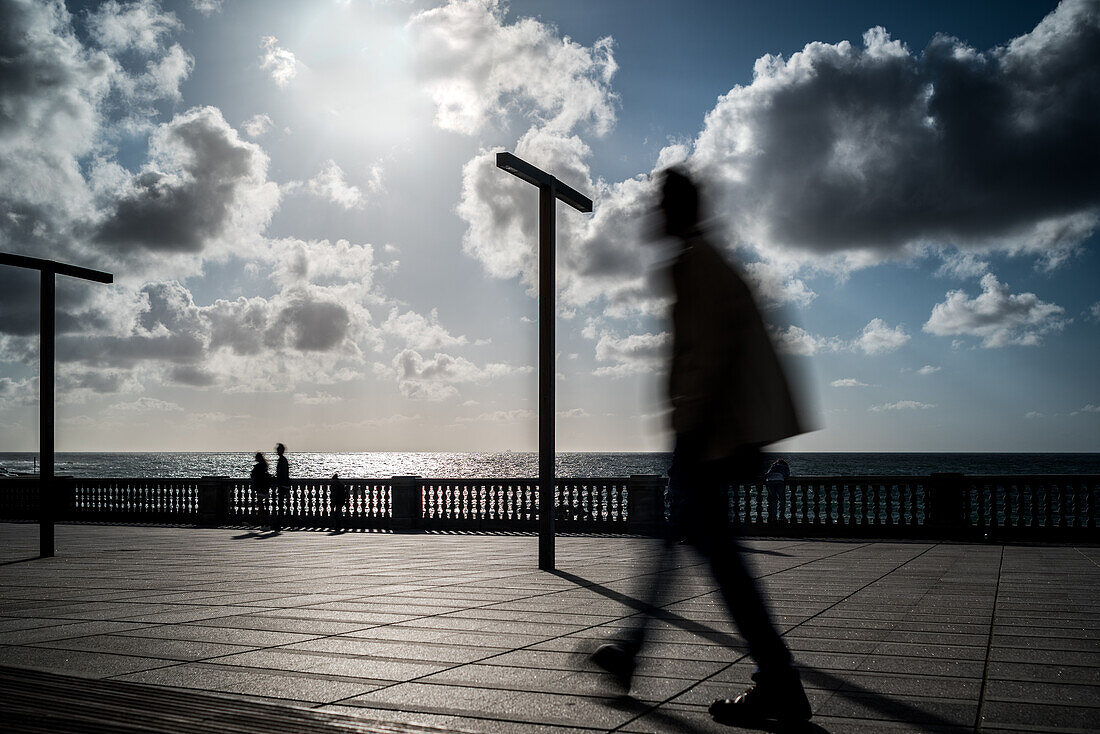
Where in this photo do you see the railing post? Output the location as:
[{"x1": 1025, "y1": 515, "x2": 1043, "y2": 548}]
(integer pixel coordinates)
[
  {"x1": 198, "y1": 476, "x2": 228, "y2": 527},
  {"x1": 627, "y1": 474, "x2": 666, "y2": 536},
  {"x1": 391, "y1": 476, "x2": 422, "y2": 530},
  {"x1": 927, "y1": 473, "x2": 967, "y2": 538}
]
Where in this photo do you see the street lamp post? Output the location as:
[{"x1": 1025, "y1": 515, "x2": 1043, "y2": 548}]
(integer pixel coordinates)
[
  {"x1": 0, "y1": 253, "x2": 113, "y2": 558},
  {"x1": 495, "y1": 152, "x2": 592, "y2": 571}
]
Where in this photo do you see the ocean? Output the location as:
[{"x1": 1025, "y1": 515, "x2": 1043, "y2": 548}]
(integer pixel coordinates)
[{"x1": 1, "y1": 452, "x2": 1098, "y2": 478}]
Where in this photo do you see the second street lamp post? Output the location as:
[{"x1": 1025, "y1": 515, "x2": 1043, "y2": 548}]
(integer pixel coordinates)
[{"x1": 495, "y1": 152, "x2": 592, "y2": 571}]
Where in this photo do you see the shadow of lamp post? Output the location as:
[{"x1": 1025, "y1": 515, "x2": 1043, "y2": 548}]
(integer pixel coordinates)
[
  {"x1": 0, "y1": 253, "x2": 113, "y2": 558},
  {"x1": 495, "y1": 152, "x2": 593, "y2": 571}
]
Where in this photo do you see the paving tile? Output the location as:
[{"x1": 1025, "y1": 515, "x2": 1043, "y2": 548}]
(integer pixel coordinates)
[
  {"x1": 0, "y1": 643, "x2": 174, "y2": 677},
  {"x1": 28, "y1": 633, "x2": 255, "y2": 661},
  {"x1": 115, "y1": 662, "x2": 385, "y2": 704}
]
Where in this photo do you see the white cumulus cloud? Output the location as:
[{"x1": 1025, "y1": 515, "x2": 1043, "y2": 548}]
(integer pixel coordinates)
[
  {"x1": 856, "y1": 318, "x2": 910, "y2": 355},
  {"x1": 923, "y1": 273, "x2": 1068, "y2": 347},
  {"x1": 260, "y1": 35, "x2": 298, "y2": 88}
]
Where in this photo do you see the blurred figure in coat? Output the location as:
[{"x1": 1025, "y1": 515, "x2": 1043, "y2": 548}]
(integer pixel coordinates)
[{"x1": 591, "y1": 168, "x2": 812, "y2": 727}]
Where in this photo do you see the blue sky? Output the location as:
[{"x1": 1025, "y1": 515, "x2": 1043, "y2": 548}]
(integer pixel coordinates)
[{"x1": 0, "y1": 0, "x2": 1096, "y2": 452}]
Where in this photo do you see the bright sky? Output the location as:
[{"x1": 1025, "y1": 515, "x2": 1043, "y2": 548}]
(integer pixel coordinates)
[{"x1": 0, "y1": 0, "x2": 1097, "y2": 453}]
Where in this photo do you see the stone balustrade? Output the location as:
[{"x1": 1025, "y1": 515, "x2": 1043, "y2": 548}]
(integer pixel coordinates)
[{"x1": 1, "y1": 473, "x2": 1096, "y2": 541}]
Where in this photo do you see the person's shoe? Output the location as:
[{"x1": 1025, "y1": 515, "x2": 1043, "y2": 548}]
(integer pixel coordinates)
[
  {"x1": 708, "y1": 670, "x2": 811, "y2": 724},
  {"x1": 589, "y1": 642, "x2": 636, "y2": 692}
]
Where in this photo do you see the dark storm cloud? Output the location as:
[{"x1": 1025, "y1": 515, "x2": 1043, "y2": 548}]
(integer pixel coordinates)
[
  {"x1": 0, "y1": 0, "x2": 109, "y2": 139},
  {"x1": 272, "y1": 298, "x2": 350, "y2": 352},
  {"x1": 60, "y1": 369, "x2": 127, "y2": 394},
  {"x1": 168, "y1": 364, "x2": 216, "y2": 386},
  {"x1": 94, "y1": 106, "x2": 267, "y2": 254},
  {"x1": 0, "y1": 270, "x2": 114, "y2": 337},
  {"x1": 695, "y1": 0, "x2": 1100, "y2": 255},
  {"x1": 57, "y1": 332, "x2": 204, "y2": 366}
]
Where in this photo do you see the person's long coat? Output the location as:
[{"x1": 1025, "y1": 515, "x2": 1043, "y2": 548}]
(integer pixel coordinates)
[{"x1": 669, "y1": 234, "x2": 802, "y2": 461}]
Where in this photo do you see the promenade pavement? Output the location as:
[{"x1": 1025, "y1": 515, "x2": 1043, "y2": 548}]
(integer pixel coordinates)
[{"x1": 0, "y1": 523, "x2": 1097, "y2": 733}]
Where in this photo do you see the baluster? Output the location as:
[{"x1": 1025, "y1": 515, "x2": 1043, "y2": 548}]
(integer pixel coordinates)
[
  {"x1": 1077, "y1": 483, "x2": 1086, "y2": 529},
  {"x1": 1087, "y1": 483, "x2": 1096, "y2": 530},
  {"x1": 1054, "y1": 484, "x2": 1064, "y2": 528},
  {"x1": 1043, "y1": 484, "x2": 1053, "y2": 528},
  {"x1": 882, "y1": 485, "x2": 892, "y2": 528}
]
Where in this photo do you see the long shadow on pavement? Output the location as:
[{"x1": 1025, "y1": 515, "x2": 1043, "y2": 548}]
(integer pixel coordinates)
[{"x1": 551, "y1": 568, "x2": 962, "y2": 731}]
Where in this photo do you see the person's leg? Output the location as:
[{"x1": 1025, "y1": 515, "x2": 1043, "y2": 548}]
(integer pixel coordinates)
[
  {"x1": 591, "y1": 451, "x2": 682, "y2": 690},
  {"x1": 687, "y1": 453, "x2": 810, "y2": 723}
]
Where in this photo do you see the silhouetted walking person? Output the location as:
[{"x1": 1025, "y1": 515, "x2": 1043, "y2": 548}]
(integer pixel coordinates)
[
  {"x1": 591, "y1": 168, "x2": 811, "y2": 727},
  {"x1": 329, "y1": 473, "x2": 347, "y2": 532},
  {"x1": 273, "y1": 443, "x2": 290, "y2": 531},
  {"x1": 250, "y1": 452, "x2": 273, "y2": 528},
  {"x1": 765, "y1": 458, "x2": 791, "y2": 523}
]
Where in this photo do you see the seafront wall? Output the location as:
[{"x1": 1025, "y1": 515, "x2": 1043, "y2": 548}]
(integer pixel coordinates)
[{"x1": 1, "y1": 474, "x2": 1097, "y2": 541}]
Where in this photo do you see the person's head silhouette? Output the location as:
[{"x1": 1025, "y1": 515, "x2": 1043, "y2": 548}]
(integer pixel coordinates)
[
  {"x1": 254, "y1": 452, "x2": 265, "y2": 464},
  {"x1": 276, "y1": 443, "x2": 286, "y2": 457},
  {"x1": 659, "y1": 167, "x2": 701, "y2": 238}
]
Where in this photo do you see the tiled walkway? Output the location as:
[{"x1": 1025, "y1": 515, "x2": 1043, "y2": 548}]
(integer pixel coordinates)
[{"x1": 0, "y1": 523, "x2": 1096, "y2": 733}]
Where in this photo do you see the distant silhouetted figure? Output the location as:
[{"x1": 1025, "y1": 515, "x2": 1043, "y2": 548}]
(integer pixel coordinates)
[
  {"x1": 250, "y1": 452, "x2": 273, "y2": 528},
  {"x1": 765, "y1": 459, "x2": 791, "y2": 523},
  {"x1": 274, "y1": 443, "x2": 290, "y2": 531},
  {"x1": 329, "y1": 473, "x2": 347, "y2": 532},
  {"x1": 591, "y1": 168, "x2": 811, "y2": 727}
]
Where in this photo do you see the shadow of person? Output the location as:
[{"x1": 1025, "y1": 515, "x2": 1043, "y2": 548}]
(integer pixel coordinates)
[
  {"x1": 231, "y1": 531, "x2": 260, "y2": 539},
  {"x1": 556, "y1": 567, "x2": 959, "y2": 731}
]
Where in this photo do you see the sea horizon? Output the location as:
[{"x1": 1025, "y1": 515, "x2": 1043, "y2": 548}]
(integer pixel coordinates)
[{"x1": 2, "y1": 451, "x2": 1098, "y2": 479}]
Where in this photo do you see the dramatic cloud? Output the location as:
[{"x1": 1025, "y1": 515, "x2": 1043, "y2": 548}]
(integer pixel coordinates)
[
  {"x1": 831, "y1": 378, "x2": 869, "y2": 388},
  {"x1": 260, "y1": 35, "x2": 298, "y2": 88},
  {"x1": 870, "y1": 400, "x2": 935, "y2": 412},
  {"x1": 94, "y1": 106, "x2": 279, "y2": 266},
  {"x1": 856, "y1": 318, "x2": 910, "y2": 355},
  {"x1": 923, "y1": 273, "x2": 1068, "y2": 347},
  {"x1": 87, "y1": 0, "x2": 181, "y2": 54},
  {"x1": 1071, "y1": 404, "x2": 1100, "y2": 416},
  {"x1": 592, "y1": 331, "x2": 669, "y2": 377},
  {"x1": 409, "y1": 0, "x2": 617, "y2": 136},
  {"x1": 687, "y1": 0, "x2": 1100, "y2": 262}
]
